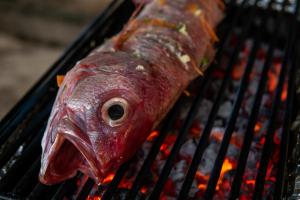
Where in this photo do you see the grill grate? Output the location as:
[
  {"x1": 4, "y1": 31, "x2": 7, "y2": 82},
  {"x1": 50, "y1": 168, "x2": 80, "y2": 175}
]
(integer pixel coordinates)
[{"x1": 0, "y1": 0, "x2": 299, "y2": 199}]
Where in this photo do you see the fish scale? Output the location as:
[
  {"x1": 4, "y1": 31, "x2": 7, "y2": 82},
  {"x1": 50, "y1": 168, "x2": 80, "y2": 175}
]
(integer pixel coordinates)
[{"x1": 39, "y1": 0, "x2": 224, "y2": 185}]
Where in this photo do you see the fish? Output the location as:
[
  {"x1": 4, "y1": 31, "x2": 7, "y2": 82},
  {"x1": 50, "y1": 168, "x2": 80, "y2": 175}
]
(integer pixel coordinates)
[{"x1": 39, "y1": 0, "x2": 224, "y2": 185}]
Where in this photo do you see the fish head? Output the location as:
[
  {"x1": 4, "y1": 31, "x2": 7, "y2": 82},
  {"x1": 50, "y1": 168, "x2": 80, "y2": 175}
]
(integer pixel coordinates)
[{"x1": 39, "y1": 53, "x2": 157, "y2": 185}]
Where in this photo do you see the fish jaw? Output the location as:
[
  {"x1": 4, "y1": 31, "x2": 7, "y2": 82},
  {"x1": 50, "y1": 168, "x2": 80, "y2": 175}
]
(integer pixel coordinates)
[{"x1": 39, "y1": 117, "x2": 104, "y2": 185}]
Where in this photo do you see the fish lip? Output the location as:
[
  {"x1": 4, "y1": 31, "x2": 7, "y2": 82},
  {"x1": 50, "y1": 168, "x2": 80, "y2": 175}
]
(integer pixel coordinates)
[
  {"x1": 39, "y1": 133, "x2": 76, "y2": 184},
  {"x1": 60, "y1": 132, "x2": 103, "y2": 184},
  {"x1": 40, "y1": 119, "x2": 103, "y2": 185}
]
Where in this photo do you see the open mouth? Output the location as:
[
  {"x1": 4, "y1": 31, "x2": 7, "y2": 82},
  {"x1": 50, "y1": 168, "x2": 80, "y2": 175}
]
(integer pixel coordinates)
[{"x1": 39, "y1": 132, "x2": 103, "y2": 185}]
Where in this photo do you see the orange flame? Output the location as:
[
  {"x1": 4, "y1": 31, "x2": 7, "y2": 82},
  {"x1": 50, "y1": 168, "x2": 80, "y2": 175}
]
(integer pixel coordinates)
[
  {"x1": 232, "y1": 62, "x2": 245, "y2": 80},
  {"x1": 246, "y1": 179, "x2": 256, "y2": 185},
  {"x1": 147, "y1": 131, "x2": 159, "y2": 142},
  {"x1": 197, "y1": 183, "x2": 207, "y2": 190},
  {"x1": 268, "y1": 72, "x2": 278, "y2": 92},
  {"x1": 281, "y1": 83, "x2": 288, "y2": 101},
  {"x1": 160, "y1": 144, "x2": 171, "y2": 156},
  {"x1": 216, "y1": 158, "x2": 234, "y2": 190},
  {"x1": 119, "y1": 179, "x2": 132, "y2": 190},
  {"x1": 140, "y1": 186, "x2": 148, "y2": 194},
  {"x1": 86, "y1": 196, "x2": 101, "y2": 200},
  {"x1": 254, "y1": 123, "x2": 262, "y2": 133},
  {"x1": 102, "y1": 173, "x2": 115, "y2": 184}
]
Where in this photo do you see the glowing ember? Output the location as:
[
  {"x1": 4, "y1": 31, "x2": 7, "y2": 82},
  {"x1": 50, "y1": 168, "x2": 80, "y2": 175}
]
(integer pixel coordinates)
[
  {"x1": 86, "y1": 196, "x2": 101, "y2": 200},
  {"x1": 147, "y1": 130, "x2": 159, "y2": 141},
  {"x1": 246, "y1": 179, "x2": 256, "y2": 185},
  {"x1": 281, "y1": 82, "x2": 288, "y2": 101},
  {"x1": 140, "y1": 186, "x2": 148, "y2": 194},
  {"x1": 197, "y1": 183, "x2": 207, "y2": 190},
  {"x1": 268, "y1": 71, "x2": 278, "y2": 92},
  {"x1": 232, "y1": 61, "x2": 246, "y2": 80},
  {"x1": 254, "y1": 122, "x2": 262, "y2": 133},
  {"x1": 102, "y1": 173, "x2": 115, "y2": 184},
  {"x1": 216, "y1": 159, "x2": 234, "y2": 190}
]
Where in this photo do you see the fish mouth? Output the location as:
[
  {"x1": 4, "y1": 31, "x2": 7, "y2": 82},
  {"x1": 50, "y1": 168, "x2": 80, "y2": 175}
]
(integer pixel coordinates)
[{"x1": 39, "y1": 120, "x2": 103, "y2": 185}]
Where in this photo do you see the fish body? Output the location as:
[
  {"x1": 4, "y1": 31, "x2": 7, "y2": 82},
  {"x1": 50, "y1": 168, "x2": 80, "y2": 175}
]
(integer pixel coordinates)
[{"x1": 39, "y1": 0, "x2": 224, "y2": 185}]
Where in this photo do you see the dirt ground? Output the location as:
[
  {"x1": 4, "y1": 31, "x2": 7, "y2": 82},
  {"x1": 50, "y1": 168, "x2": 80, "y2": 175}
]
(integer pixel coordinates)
[{"x1": 0, "y1": 0, "x2": 112, "y2": 119}]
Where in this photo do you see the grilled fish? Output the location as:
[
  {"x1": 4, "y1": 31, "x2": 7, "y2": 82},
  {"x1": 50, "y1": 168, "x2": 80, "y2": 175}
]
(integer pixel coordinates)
[{"x1": 39, "y1": 0, "x2": 224, "y2": 185}]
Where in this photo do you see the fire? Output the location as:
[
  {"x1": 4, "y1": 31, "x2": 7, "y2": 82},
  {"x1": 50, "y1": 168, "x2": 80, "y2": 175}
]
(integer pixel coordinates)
[
  {"x1": 86, "y1": 196, "x2": 101, "y2": 200},
  {"x1": 160, "y1": 144, "x2": 171, "y2": 157},
  {"x1": 195, "y1": 171, "x2": 209, "y2": 191},
  {"x1": 119, "y1": 179, "x2": 132, "y2": 190},
  {"x1": 245, "y1": 179, "x2": 256, "y2": 185},
  {"x1": 195, "y1": 171, "x2": 209, "y2": 181},
  {"x1": 232, "y1": 61, "x2": 246, "y2": 80},
  {"x1": 147, "y1": 130, "x2": 159, "y2": 141},
  {"x1": 268, "y1": 71, "x2": 278, "y2": 92},
  {"x1": 140, "y1": 186, "x2": 148, "y2": 194},
  {"x1": 197, "y1": 183, "x2": 207, "y2": 190},
  {"x1": 281, "y1": 82, "x2": 288, "y2": 101},
  {"x1": 102, "y1": 173, "x2": 115, "y2": 184},
  {"x1": 254, "y1": 123, "x2": 262, "y2": 133},
  {"x1": 216, "y1": 158, "x2": 234, "y2": 190}
]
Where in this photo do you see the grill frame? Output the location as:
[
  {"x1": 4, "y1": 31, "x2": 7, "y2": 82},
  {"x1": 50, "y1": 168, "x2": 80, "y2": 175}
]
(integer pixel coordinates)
[{"x1": 0, "y1": 0, "x2": 299, "y2": 199}]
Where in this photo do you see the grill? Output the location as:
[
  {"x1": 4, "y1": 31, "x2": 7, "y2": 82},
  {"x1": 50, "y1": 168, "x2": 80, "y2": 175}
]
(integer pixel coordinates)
[{"x1": 0, "y1": 0, "x2": 299, "y2": 199}]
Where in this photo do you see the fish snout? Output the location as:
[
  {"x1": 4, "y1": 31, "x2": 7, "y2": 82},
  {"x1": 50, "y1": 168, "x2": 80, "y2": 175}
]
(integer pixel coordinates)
[{"x1": 39, "y1": 119, "x2": 103, "y2": 185}]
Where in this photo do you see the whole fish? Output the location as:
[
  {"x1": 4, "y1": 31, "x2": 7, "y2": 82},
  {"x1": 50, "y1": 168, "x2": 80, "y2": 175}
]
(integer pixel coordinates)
[{"x1": 39, "y1": 0, "x2": 224, "y2": 185}]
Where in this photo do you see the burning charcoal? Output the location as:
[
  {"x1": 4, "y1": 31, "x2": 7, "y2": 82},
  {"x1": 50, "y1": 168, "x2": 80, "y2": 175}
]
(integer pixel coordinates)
[
  {"x1": 180, "y1": 140, "x2": 197, "y2": 159},
  {"x1": 199, "y1": 143, "x2": 219, "y2": 174},
  {"x1": 188, "y1": 179, "x2": 201, "y2": 198},
  {"x1": 196, "y1": 99, "x2": 213, "y2": 122},
  {"x1": 218, "y1": 101, "x2": 233, "y2": 119},
  {"x1": 170, "y1": 160, "x2": 187, "y2": 182}
]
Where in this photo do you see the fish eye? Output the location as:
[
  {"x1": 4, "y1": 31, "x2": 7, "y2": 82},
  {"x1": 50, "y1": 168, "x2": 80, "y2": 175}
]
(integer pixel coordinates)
[{"x1": 101, "y1": 98, "x2": 128, "y2": 127}]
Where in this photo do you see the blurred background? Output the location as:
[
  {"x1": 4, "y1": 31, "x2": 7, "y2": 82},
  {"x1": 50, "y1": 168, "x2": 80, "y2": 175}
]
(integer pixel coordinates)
[{"x1": 0, "y1": 0, "x2": 112, "y2": 119}]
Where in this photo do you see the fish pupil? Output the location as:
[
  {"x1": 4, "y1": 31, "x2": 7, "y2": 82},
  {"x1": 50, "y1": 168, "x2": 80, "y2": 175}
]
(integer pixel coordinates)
[{"x1": 108, "y1": 104, "x2": 124, "y2": 120}]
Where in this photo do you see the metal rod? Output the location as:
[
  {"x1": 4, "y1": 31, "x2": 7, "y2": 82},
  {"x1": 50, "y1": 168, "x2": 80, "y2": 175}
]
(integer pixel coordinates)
[
  {"x1": 178, "y1": 1, "x2": 257, "y2": 199},
  {"x1": 252, "y1": 1, "x2": 298, "y2": 199},
  {"x1": 0, "y1": 130, "x2": 43, "y2": 192},
  {"x1": 228, "y1": 9, "x2": 281, "y2": 200},
  {"x1": 274, "y1": 1, "x2": 300, "y2": 198},
  {"x1": 202, "y1": 1, "x2": 263, "y2": 199},
  {"x1": 100, "y1": 161, "x2": 130, "y2": 200},
  {"x1": 75, "y1": 178, "x2": 95, "y2": 200},
  {"x1": 149, "y1": 1, "x2": 255, "y2": 199},
  {"x1": 124, "y1": 99, "x2": 182, "y2": 200},
  {"x1": 12, "y1": 156, "x2": 41, "y2": 197}
]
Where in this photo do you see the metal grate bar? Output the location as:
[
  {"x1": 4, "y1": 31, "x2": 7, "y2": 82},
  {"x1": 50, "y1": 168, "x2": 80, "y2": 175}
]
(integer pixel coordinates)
[
  {"x1": 0, "y1": 130, "x2": 44, "y2": 192},
  {"x1": 124, "y1": 99, "x2": 183, "y2": 199},
  {"x1": 100, "y1": 161, "x2": 130, "y2": 200},
  {"x1": 0, "y1": 102, "x2": 51, "y2": 169},
  {"x1": 178, "y1": 1, "x2": 258, "y2": 199},
  {"x1": 273, "y1": 1, "x2": 300, "y2": 198},
  {"x1": 228, "y1": 3, "x2": 285, "y2": 200},
  {"x1": 28, "y1": 183, "x2": 60, "y2": 200},
  {"x1": 12, "y1": 156, "x2": 41, "y2": 197},
  {"x1": 148, "y1": 1, "x2": 259, "y2": 199},
  {"x1": 76, "y1": 178, "x2": 95, "y2": 200},
  {"x1": 252, "y1": 3, "x2": 298, "y2": 200},
  {"x1": 51, "y1": 175, "x2": 78, "y2": 200},
  {"x1": 202, "y1": 1, "x2": 263, "y2": 199}
]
